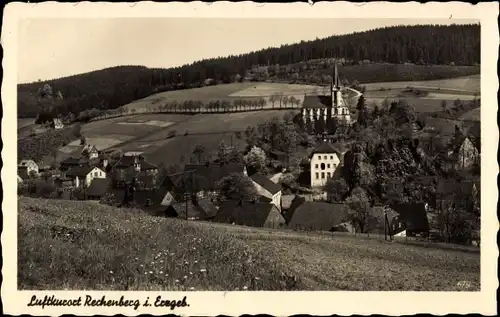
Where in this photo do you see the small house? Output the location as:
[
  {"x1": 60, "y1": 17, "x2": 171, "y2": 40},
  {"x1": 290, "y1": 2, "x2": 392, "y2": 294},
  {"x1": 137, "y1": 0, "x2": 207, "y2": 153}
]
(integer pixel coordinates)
[
  {"x1": 111, "y1": 154, "x2": 159, "y2": 188},
  {"x1": 152, "y1": 197, "x2": 218, "y2": 220},
  {"x1": 86, "y1": 178, "x2": 112, "y2": 200},
  {"x1": 213, "y1": 200, "x2": 285, "y2": 229},
  {"x1": 389, "y1": 203, "x2": 430, "y2": 237},
  {"x1": 66, "y1": 166, "x2": 106, "y2": 188},
  {"x1": 18, "y1": 160, "x2": 39, "y2": 179},
  {"x1": 81, "y1": 144, "x2": 100, "y2": 160},
  {"x1": 285, "y1": 199, "x2": 349, "y2": 232},
  {"x1": 60, "y1": 157, "x2": 89, "y2": 172},
  {"x1": 51, "y1": 118, "x2": 64, "y2": 130},
  {"x1": 250, "y1": 173, "x2": 283, "y2": 211}
]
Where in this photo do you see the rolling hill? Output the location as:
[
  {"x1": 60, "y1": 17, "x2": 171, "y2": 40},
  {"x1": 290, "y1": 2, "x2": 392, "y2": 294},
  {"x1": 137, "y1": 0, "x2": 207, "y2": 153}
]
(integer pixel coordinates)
[{"x1": 18, "y1": 197, "x2": 480, "y2": 291}]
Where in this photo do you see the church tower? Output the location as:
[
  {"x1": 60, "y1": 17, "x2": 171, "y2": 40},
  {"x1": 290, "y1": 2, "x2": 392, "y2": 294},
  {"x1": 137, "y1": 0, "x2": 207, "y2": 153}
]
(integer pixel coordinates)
[{"x1": 330, "y1": 63, "x2": 351, "y2": 123}]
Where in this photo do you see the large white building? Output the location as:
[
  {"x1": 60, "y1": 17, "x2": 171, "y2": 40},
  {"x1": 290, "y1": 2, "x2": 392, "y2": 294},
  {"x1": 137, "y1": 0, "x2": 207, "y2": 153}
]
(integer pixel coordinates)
[
  {"x1": 309, "y1": 142, "x2": 341, "y2": 188},
  {"x1": 301, "y1": 63, "x2": 352, "y2": 134}
]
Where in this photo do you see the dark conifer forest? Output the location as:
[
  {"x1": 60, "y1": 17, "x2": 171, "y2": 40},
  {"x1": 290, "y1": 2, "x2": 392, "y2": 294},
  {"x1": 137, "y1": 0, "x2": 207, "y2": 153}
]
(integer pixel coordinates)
[{"x1": 18, "y1": 24, "x2": 480, "y2": 118}]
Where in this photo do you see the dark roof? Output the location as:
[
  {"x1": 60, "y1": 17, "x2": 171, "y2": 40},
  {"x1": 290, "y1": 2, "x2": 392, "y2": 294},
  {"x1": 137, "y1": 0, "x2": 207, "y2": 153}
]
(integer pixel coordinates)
[
  {"x1": 184, "y1": 163, "x2": 246, "y2": 191},
  {"x1": 302, "y1": 95, "x2": 332, "y2": 109},
  {"x1": 167, "y1": 198, "x2": 218, "y2": 220},
  {"x1": 286, "y1": 202, "x2": 349, "y2": 231},
  {"x1": 87, "y1": 178, "x2": 112, "y2": 197},
  {"x1": 250, "y1": 173, "x2": 282, "y2": 194},
  {"x1": 311, "y1": 142, "x2": 341, "y2": 155},
  {"x1": 214, "y1": 200, "x2": 282, "y2": 227},
  {"x1": 66, "y1": 166, "x2": 95, "y2": 178},
  {"x1": 389, "y1": 203, "x2": 429, "y2": 233},
  {"x1": 61, "y1": 157, "x2": 89, "y2": 166}
]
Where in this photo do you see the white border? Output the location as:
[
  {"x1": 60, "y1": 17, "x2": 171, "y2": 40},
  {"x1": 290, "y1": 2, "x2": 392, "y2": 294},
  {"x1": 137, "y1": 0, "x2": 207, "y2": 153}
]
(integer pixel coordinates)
[{"x1": 2, "y1": 2, "x2": 498, "y2": 315}]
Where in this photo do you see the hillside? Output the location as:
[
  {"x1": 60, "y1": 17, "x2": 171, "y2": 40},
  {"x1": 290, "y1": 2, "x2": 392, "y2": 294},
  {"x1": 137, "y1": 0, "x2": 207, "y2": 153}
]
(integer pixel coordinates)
[
  {"x1": 18, "y1": 24, "x2": 479, "y2": 118},
  {"x1": 18, "y1": 197, "x2": 480, "y2": 291}
]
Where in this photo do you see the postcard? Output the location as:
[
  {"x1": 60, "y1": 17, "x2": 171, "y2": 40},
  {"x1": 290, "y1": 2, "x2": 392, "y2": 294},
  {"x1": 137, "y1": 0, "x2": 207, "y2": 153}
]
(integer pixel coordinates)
[{"x1": 2, "y1": 1, "x2": 498, "y2": 316}]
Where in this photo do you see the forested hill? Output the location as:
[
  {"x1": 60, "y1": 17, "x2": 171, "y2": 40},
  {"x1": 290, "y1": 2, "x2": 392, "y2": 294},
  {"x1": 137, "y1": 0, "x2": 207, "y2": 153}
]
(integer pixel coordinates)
[{"x1": 18, "y1": 24, "x2": 480, "y2": 118}]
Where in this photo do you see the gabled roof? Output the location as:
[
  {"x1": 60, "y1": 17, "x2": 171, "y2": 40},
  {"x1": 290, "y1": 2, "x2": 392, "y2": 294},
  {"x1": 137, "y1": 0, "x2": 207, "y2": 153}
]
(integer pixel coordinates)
[
  {"x1": 61, "y1": 157, "x2": 89, "y2": 166},
  {"x1": 389, "y1": 203, "x2": 430, "y2": 233},
  {"x1": 311, "y1": 142, "x2": 341, "y2": 155},
  {"x1": 286, "y1": 201, "x2": 349, "y2": 231},
  {"x1": 214, "y1": 200, "x2": 282, "y2": 227},
  {"x1": 184, "y1": 163, "x2": 246, "y2": 191},
  {"x1": 302, "y1": 95, "x2": 332, "y2": 109},
  {"x1": 167, "y1": 198, "x2": 218, "y2": 220},
  {"x1": 66, "y1": 166, "x2": 100, "y2": 178},
  {"x1": 87, "y1": 178, "x2": 112, "y2": 197},
  {"x1": 250, "y1": 173, "x2": 282, "y2": 194}
]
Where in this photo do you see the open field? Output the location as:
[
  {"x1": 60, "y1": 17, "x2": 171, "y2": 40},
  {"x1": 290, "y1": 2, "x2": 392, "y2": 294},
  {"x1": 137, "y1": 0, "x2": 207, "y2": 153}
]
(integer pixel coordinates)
[
  {"x1": 105, "y1": 110, "x2": 298, "y2": 166},
  {"x1": 18, "y1": 197, "x2": 480, "y2": 291},
  {"x1": 364, "y1": 75, "x2": 480, "y2": 93},
  {"x1": 363, "y1": 75, "x2": 480, "y2": 113}
]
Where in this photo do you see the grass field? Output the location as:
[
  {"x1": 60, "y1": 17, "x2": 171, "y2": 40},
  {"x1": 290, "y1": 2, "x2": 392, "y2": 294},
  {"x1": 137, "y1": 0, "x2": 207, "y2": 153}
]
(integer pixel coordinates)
[
  {"x1": 18, "y1": 197, "x2": 480, "y2": 291},
  {"x1": 363, "y1": 75, "x2": 480, "y2": 113},
  {"x1": 105, "y1": 110, "x2": 298, "y2": 166}
]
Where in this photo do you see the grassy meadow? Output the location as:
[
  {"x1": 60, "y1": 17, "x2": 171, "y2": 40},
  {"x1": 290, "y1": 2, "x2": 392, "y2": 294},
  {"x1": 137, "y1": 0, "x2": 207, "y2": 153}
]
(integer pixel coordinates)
[{"x1": 18, "y1": 197, "x2": 480, "y2": 291}]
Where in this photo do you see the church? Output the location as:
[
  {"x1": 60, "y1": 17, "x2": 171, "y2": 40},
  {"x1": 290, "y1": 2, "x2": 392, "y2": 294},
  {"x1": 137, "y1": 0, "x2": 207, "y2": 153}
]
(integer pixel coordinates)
[{"x1": 300, "y1": 63, "x2": 352, "y2": 135}]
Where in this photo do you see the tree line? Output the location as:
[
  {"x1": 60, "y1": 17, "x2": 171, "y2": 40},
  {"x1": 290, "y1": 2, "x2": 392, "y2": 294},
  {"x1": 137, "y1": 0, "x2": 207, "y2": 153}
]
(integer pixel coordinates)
[{"x1": 18, "y1": 24, "x2": 479, "y2": 118}]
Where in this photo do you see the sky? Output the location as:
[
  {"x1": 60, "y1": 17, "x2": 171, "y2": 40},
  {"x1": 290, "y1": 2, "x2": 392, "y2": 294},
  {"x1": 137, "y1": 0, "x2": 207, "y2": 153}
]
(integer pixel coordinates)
[{"x1": 17, "y1": 18, "x2": 478, "y2": 84}]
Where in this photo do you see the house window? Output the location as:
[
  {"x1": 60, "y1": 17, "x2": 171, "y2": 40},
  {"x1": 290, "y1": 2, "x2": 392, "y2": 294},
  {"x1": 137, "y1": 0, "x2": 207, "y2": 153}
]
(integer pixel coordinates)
[
  {"x1": 321, "y1": 172, "x2": 325, "y2": 179},
  {"x1": 315, "y1": 164, "x2": 318, "y2": 169},
  {"x1": 324, "y1": 155, "x2": 327, "y2": 160},
  {"x1": 318, "y1": 156, "x2": 321, "y2": 160},
  {"x1": 330, "y1": 156, "x2": 333, "y2": 160},
  {"x1": 315, "y1": 172, "x2": 319, "y2": 179},
  {"x1": 94, "y1": 172, "x2": 98, "y2": 177},
  {"x1": 320, "y1": 163, "x2": 325, "y2": 170},
  {"x1": 327, "y1": 164, "x2": 330, "y2": 168},
  {"x1": 327, "y1": 172, "x2": 331, "y2": 178},
  {"x1": 333, "y1": 164, "x2": 337, "y2": 169}
]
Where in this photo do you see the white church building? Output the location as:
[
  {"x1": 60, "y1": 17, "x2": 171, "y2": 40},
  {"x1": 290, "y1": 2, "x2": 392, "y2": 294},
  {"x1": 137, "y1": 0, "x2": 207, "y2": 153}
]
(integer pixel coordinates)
[{"x1": 300, "y1": 63, "x2": 352, "y2": 134}]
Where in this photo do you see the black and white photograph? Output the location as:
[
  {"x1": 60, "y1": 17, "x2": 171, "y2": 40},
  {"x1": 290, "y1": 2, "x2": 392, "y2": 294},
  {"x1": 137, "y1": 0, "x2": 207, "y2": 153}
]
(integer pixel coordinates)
[{"x1": 2, "y1": 2, "x2": 498, "y2": 316}]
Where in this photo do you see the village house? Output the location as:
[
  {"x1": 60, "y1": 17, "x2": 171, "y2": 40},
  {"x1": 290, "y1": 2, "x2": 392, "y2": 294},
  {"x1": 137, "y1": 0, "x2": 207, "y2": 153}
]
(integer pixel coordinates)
[
  {"x1": 60, "y1": 157, "x2": 89, "y2": 172},
  {"x1": 65, "y1": 166, "x2": 107, "y2": 188},
  {"x1": 308, "y1": 142, "x2": 342, "y2": 188},
  {"x1": 18, "y1": 159, "x2": 39, "y2": 179},
  {"x1": 81, "y1": 144, "x2": 100, "y2": 160},
  {"x1": 213, "y1": 200, "x2": 285, "y2": 229},
  {"x1": 111, "y1": 154, "x2": 159, "y2": 189},
  {"x1": 250, "y1": 173, "x2": 283, "y2": 211},
  {"x1": 284, "y1": 197, "x2": 349, "y2": 232},
  {"x1": 86, "y1": 178, "x2": 112, "y2": 200},
  {"x1": 442, "y1": 125, "x2": 480, "y2": 170},
  {"x1": 389, "y1": 203, "x2": 430, "y2": 238},
  {"x1": 50, "y1": 118, "x2": 64, "y2": 130},
  {"x1": 148, "y1": 196, "x2": 218, "y2": 221}
]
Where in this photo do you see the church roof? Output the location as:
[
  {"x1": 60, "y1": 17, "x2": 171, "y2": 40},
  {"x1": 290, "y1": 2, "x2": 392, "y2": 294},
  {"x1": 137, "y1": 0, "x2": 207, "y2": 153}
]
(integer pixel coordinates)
[{"x1": 302, "y1": 95, "x2": 332, "y2": 109}]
